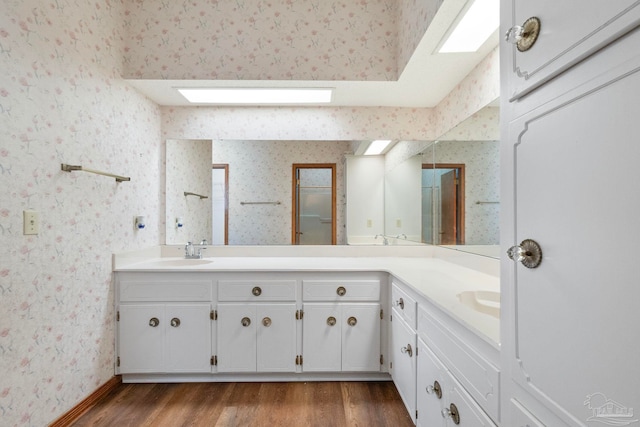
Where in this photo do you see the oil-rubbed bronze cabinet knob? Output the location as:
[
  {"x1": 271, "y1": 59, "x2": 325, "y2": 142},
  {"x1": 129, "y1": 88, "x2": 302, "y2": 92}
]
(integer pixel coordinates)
[
  {"x1": 170, "y1": 317, "x2": 181, "y2": 327},
  {"x1": 401, "y1": 343, "x2": 413, "y2": 357},
  {"x1": 396, "y1": 298, "x2": 404, "y2": 310},
  {"x1": 262, "y1": 317, "x2": 272, "y2": 327},
  {"x1": 336, "y1": 286, "x2": 346, "y2": 296},
  {"x1": 252, "y1": 286, "x2": 262, "y2": 296},
  {"x1": 327, "y1": 316, "x2": 337, "y2": 326},
  {"x1": 149, "y1": 317, "x2": 159, "y2": 327},
  {"x1": 241, "y1": 317, "x2": 251, "y2": 327},
  {"x1": 347, "y1": 316, "x2": 357, "y2": 326},
  {"x1": 426, "y1": 380, "x2": 442, "y2": 399}
]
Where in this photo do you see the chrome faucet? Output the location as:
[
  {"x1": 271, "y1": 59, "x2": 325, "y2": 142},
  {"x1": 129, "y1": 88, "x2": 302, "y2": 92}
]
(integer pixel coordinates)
[
  {"x1": 396, "y1": 234, "x2": 407, "y2": 240},
  {"x1": 184, "y1": 241, "x2": 206, "y2": 259},
  {"x1": 375, "y1": 234, "x2": 389, "y2": 245}
]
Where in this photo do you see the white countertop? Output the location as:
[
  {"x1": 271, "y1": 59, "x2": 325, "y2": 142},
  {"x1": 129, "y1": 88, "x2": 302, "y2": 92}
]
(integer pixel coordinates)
[{"x1": 114, "y1": 247, "x2": 500, "y2": 346}]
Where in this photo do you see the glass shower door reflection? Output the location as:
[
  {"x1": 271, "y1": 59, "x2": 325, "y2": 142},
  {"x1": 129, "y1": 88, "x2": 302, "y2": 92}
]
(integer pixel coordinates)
[{"x1": 294, "y1": 165, "x2": 336, "y2": 245}]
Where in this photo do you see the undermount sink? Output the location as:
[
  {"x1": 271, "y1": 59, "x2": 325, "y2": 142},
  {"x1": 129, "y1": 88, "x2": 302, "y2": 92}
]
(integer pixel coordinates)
[
  {"x1": 151, "y1": 258, "x2": 214, "y2": 267},
  {"x1": 457, "y1": 290, "x2": 500, "y2": 319}
]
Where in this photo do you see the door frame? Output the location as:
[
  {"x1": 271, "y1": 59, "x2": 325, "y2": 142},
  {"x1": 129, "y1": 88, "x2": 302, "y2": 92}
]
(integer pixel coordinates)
[
  {"x1": 291, "y1": 163, "x2": 337, "y2": 245},
  {"x1": 212, "y1": 163, "x2": 229, "y2": 245},
  {"x1": 423, "y1": 163, "x2": 465, "y2": 245}
]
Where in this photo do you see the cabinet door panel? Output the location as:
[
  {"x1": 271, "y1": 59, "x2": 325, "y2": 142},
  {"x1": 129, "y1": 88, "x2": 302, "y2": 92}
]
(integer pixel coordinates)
[
  {"x1": 257, "y1": 304, "x2": 297, "y2": 372},
  {"x1": 505, "y1": 55, "x2": 640, "y2": 424},
  {"x1": 504, "y1": 0, "x2": 640, "y2": 100},
  {"x1": 302, "y1": 304, "x2": 341, "y2": 372},
  {"x1": 391, "y1": 311, "x2": 417, "y2": 422},
  {"x1": 342, "y1": 304, "x2": 381, "y2": 372},
  {"x1": 447, "y1": 378, "x2": 496, "y2": 426},
  {"x1": 166, "y1": 303, "x2": 212, "y2": 373},
  {"x1": 118, "y1": 304, "x2": 164, "y2": 373},
  {"x1": 417, "y1": 340, "x2": 448, "y2": 427},
  {"x1": 217, "y1": 304, "x2": 256, "y2": 372}
]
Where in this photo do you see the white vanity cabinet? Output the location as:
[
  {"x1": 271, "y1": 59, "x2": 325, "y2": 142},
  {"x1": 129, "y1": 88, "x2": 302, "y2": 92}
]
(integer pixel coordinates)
[
  {"x1": 216, "y1": 278, "x2": 297, "y2": 373},
  {"x1": 302, "y1": 276, "x2": 383, "y2": 372},
  {"x1": 390, "y1": 282, "x2": 418, "y2": 423},
  {"x1": 501, "y1": 2, "x2": 640, "y2": 425},
  {"x1": 115, "y1": 273, "x2": 213, "y2": 374}
]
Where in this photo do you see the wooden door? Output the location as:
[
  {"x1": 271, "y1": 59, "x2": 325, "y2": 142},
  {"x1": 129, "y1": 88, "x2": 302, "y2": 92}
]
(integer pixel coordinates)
[{"x1": 440, "y1": 170, "x2": 457, "y2": 245}]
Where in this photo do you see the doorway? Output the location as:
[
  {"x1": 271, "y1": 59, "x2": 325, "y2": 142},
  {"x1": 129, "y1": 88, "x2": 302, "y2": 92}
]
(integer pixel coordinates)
[
  {"x1": 423, "y1": 163, "x2": 465, "y2": 245},
  {"x1": 212, "y1": 164, "x2": 229, "y2": 245},
  {"x1": 292, "y1": 164, "x2": 336, "y2": 245}
]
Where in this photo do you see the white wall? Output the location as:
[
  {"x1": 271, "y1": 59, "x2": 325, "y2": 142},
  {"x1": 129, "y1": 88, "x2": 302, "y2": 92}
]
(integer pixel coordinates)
[{"x1": 346, "y1": 156, "x2": 386, "y2": 241}]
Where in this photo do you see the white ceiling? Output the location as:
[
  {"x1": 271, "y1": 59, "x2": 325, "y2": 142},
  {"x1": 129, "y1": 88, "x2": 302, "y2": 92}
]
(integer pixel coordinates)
[{"x1": 127, "y1": 0, "x2": 499, "y2": 108}]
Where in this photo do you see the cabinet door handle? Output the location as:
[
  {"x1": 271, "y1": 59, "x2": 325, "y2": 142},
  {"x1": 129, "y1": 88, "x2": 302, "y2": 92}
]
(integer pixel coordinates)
[
  {"x1": 327, "y1": 316, "x2": 337, "y2": 326},
  {"x1": 505, "y1": 17, "x2": 541, "y2": 52},
  {"x1": 148, "y1": 317, "x2": 159, "y2": 327},
  {"x1": 170, "y1": 317, "x2": 181, "y2": 327},
  {"x1": 395, "y1": 297, "x2": 404, "y2": 309},
  {"x1": 507, "y1": 238, "x2": 542, "y2": 268},
  {"x1": 262, "y1": 317, "x2": 272, "y2": 327},
  {"x1": 347, "y1": 316, "x2": 357, "y2": 326},
  {"x1": 336, "y1": 286, "x2": 346, "y2": 296},
  {"x1": 426, "y1": 380, "x2": 442, "y2": 399},
  {"x1": 252, "y1": 286, "x2": 262, "y2": 296},
  {"x1": 241, "y1": 317, "x2": 251, "y2": 327},
  {"x1": 442, "y1": 403, "x2": 460, "y2": 424},
  {"x1": 401, "y1": 343, "x2": 413, "y2": 357}
]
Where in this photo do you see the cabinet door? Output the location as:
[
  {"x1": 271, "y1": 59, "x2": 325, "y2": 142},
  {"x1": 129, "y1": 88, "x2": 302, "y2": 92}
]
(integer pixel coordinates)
[
  {"x1": 342, "y1": 303, "x2": 381, "y2": 372},
  {"x1": 165, "y1": 303, "x2": 212, "y2": 373},
  {"x1": 391, "y1": 310, "x2": 417, "y2": 422},
  {"x1": 447, "y1": 379, "x2": 496, "y2": 427},
  {"x1": 504, "y1": 0, "x2": 640, "y2": 100},
  {"x1": 503, "y1": 45, "x2": 640, "y2": 425},
  {"x1": 302, "y1": 304, "x2": 341, "y2": 372},
  {"x1": 417, "y1": 340, "x2": 447, "y2": 427},
  {"x1": 256, "y1": 303, "x2": 297, "y2": 372},
  {"x1": 118, "y1": 304, "x2": 164, "y2": 373},
  {"x1": 217, "y1": 304, "x2": 256, "y2": 372}
]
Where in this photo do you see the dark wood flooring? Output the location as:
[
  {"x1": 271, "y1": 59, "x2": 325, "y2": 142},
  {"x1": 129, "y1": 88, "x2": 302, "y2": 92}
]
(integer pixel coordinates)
[{"x1": 70, "y1": 381, "x2": 414, "y2": 427}]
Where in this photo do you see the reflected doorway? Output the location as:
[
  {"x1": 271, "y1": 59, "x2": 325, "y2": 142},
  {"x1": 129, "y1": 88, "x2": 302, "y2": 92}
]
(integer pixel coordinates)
[
  {"x1": 292, "y1": 164, "x2": 336, "y2": 245},
  {"x1": 423, "y1": 163, "x2": 465, "y2": 245},
  {"x1": 212, "y1": 164, "x2": 229, "y2": 245}
]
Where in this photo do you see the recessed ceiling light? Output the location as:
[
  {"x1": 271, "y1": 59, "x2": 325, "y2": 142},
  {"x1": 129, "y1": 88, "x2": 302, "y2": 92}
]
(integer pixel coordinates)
[
  {"x1": 438, "y1": 0, "x2": 499, "y2": 53},
  {"x1": 364, "y1": 140, "x2": 393, "y2": 155},
  {"x1": 177, "y1": 88, "x2": 333, "y2": 104}
]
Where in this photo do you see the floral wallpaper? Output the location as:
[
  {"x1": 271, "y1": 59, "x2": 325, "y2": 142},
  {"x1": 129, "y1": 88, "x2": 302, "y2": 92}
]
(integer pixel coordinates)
[
  {"x1": 397, "y1": 0, "x2": 444, "y2": 73},
  {"x1": 165, "y1": 140, "x2": 212, "y2": 245},
  {"x1": 212, "y1": 140, "x2": 351, "y2": 245},
  {"x1": 0, "y1": 1, "x2": 161, "y2": 426}
]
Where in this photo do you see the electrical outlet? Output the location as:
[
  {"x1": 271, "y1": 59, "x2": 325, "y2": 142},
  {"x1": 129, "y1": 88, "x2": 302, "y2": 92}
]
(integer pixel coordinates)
[
  {"x1": 396, "y1": 219, "x2": 402, "y2": 228},
  {"x1": 366, "y1": 219, "x2": 372, "y2": 228},
  {"x1": 23, "y1": 210, "x2": 39, "y2": 235}
]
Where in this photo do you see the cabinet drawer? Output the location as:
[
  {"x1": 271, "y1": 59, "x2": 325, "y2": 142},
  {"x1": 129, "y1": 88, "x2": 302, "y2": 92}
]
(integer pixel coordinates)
[
  {"x1": 218, "y1": 280, "x2": 297, "y2": 301},
  {"x1": 391, "y1": 282, "x2": 417, "y2": 329},
  {"x1": 418, "y1": 306, "x2": 500, "y2": 422},
  {"x1": 302, "y1": 280, "x2": 380, "y2": 301},
  {"x1": 119, "y1": 280, "x2": 212, "y2": 302}
]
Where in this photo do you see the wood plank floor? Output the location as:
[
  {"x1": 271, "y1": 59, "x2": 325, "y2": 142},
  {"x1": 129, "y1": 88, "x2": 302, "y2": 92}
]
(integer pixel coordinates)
[{"x1": 70, "y1": 381, "x2": 414, "y2": 427}]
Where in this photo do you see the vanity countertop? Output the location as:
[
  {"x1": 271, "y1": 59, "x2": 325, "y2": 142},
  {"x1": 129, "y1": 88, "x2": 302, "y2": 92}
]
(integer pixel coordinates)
[{"x1": 114, "y1": 248, "x2": 500, "y2": 347}]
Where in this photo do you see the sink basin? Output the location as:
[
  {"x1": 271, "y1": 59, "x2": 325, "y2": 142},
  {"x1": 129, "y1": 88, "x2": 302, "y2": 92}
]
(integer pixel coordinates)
[
  {"x1": 151, "y1": 259, "x2": 214, "y2": 267},
  {"x1": 457, "y1": 290, "x2": 500, "y2": 319}
]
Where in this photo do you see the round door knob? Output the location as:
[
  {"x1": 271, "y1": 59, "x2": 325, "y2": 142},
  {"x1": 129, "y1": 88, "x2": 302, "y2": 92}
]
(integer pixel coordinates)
[
  {"x1": 262, "y1": 317, "x2": 272, "y2": 327},
  {"x1": 505, "y1": 16, "x2": 541, "y2": 52},
  {"x1": 327, "y1": 316, "x2": 337, "y2": 326},
  {"x1": 170, "y1": 317, "x2": 181, "y2": 327},
  {"x1": 396, "y1": 298, "x2": 404, "y2": 309},
  {"x1": 252, "y1": 286, "x2": 262, "y2": 296},
  {"x1": 507, "y1": 238, "x2": 542, "y2": 268},
  {"x1": 347, "y1": 316, "x2": 357, "y2": 326},
  {"x1": 241, "y1": 317, "x2": 251, "y2": 327},
  {"x1": 336, "y1": 286, "x2": 346, "y2": 296},
  {"x1": 148, "y1": 317, "x2": 159, "y2": 327},
  {"x1": 401, "y1": 343, "x2": 413, "y2": 357},
  {"x1": 426, "y1": 380, "x2": 442, "y2": 399}
]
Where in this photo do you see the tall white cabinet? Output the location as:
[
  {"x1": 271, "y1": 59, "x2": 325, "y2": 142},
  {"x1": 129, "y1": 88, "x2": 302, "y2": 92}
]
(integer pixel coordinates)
[{"x1": 501, "y1": 2, "x2": 640, "y2": 425}]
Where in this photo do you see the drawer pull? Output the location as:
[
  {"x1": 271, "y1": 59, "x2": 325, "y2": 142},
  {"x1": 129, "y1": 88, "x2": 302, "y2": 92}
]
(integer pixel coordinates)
[
  {"x1": 252, "y1": 286, "x2": 262, "y2": 296},
  {"x1": 426, "y1": 380, "x2": 442, "y2": 399},
  {"x1": 336, "y1": 286, "x2": 346, "y2": 296},
  {"x1": 347, "y1": 316, "x2": 357, "y2": 326},
  {"x1": 148, "y1": 317, "x2": 159, "y2": 327},
  {"x1": 505, "y1": 16, "x2": 541, "y2": 52},
  {"x1": 442, "y1": 403, "x2": 460, "y2": 424},
  {"x1": 395, "y1": 297, "x2": 404, "y2": 309},
  {"x1": 241, "y1": 317, "x2": 251, "y2": 327},
  {"x1": 327, "y1": 316, "x2": 337, "y2": 326},
  {"x1": 401, "y1": 343, "x2": 413, "y2": 357},
  {"x1": 262, "y1": 317, "x2": 272, "y2": 327},
  {"x1": 170, "y1": 317, "x2": 181, "y2": 327}
]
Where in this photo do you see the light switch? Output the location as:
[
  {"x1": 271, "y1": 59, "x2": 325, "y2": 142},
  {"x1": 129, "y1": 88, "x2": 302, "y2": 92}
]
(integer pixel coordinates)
[
  {"x1": 23, "y1": 210, "x2": 39, "y2": 235},
  {"x1": 396, "y1": 219, "x2": 402, "y2": 227},
  {"x1": 366, "y1": 219, "x2": 372, "y2": 228}
]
